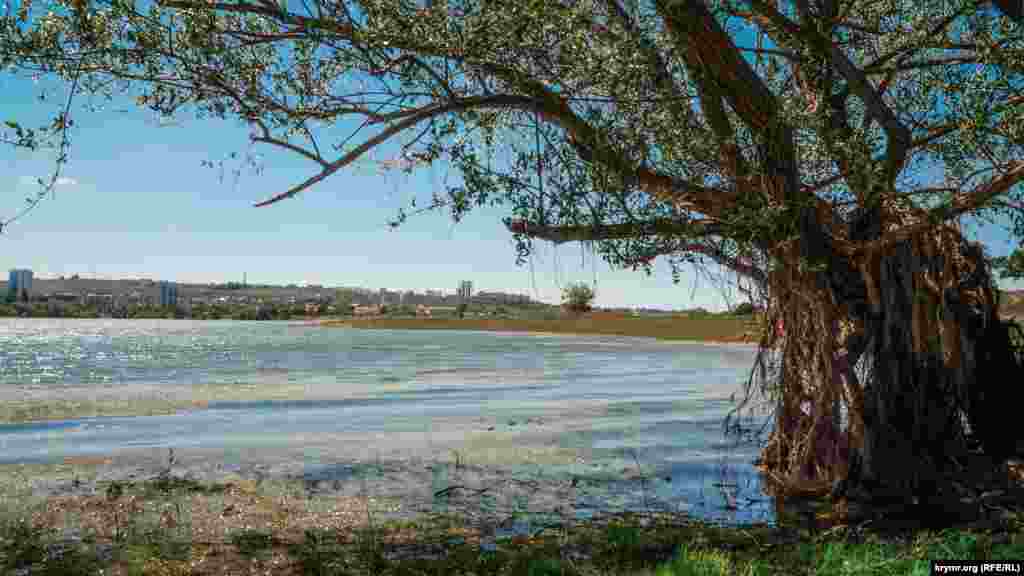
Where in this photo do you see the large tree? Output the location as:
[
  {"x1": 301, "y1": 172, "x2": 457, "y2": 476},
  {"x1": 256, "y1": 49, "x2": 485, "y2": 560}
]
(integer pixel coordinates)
[{"x1": 4, "y1": 0, "x2": 1024, "y2": 512}]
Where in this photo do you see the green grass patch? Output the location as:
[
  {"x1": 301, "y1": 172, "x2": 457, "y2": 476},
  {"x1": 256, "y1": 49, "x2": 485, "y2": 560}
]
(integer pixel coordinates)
[
  {"x1": 4, "y1": 500, "x2": 1024, "y2": 575},
  {"x1": 0, "y1": 519, "x2": 104, "y2": 576}
]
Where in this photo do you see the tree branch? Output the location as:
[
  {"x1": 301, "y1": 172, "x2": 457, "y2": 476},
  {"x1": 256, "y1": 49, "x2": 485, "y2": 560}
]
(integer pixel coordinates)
[
  {"x1": 252, "y1": 94, "x2": 538, "y2": 206},
  {"x1": 748, "y1": 0, "x2": 911, "y2": 191},
  {"x1": 656, "y1": 0, "x2": 781, "y2": 138},
  {"x1": 250, "y1": 118, "x2": 326, "y2": 167},
  {"x1": 156, "y1": 0, "x2": 734, "y2": 218},
  {"x1": 654, "y1": 0, "x2": 798, "y2": 214},
  {"x1": 159, "y1": 0, "x2": 351, "y2": 35},
  {"x1": 506, "y1": 218, "x2": 768, "y2": 286},
  {"x1": 680, "y1": 242, "x2": 768, "y2": 288},
  {"x1": 252, "y1": 89, "x2": 725, "y2": 211},
  {"x1": 507, "y1": 217, "x2": 722, "y2": 244},
  {"x1": 481, "y1": 62, "x2": 736, "y2": 216},
  {"x1": 858, "y1": 161, "x2": 1024, "y2": 254},
  {"x1": 601, "y1": 0, "x2": 705, "y2": 137}
]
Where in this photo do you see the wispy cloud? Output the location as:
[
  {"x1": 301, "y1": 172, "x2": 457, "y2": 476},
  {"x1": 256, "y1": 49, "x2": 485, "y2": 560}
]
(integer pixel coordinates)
[{"x1": 55, "y1": 177, "x2": 78, "y2": 186}]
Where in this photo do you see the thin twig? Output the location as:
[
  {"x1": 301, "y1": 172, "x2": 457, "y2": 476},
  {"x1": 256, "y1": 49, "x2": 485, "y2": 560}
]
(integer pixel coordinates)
[{"x1": 2, "y1": 54, "x2": 84, "y2": 233}]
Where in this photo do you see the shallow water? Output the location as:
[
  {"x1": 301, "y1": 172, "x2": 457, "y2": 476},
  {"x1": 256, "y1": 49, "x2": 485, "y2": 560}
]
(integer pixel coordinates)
[{"x1": 0, "y1": 318, "x2": 774, "y2": 525}]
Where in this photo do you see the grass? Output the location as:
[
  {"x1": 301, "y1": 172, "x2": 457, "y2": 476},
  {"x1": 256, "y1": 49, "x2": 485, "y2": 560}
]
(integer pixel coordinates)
[
  {"x1": 0, "y1": 378, "x2": 312, "y2": 424},
  {"x1": 0, "y1": 397, "x2": 188, "y2": 424},
  {"x1": 4, "y1": 497, "x2": 1023, "y2": 575},
  {"x1": 2, "y1": 453, "x2": 1022, "y2": 576},
  {"x1": 321, "y1": 312, "x2": 762, "y2": 343}
]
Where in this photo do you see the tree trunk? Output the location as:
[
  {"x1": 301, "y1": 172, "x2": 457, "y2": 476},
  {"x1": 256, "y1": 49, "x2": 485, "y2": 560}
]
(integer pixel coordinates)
[
  {"x1": 851, "y1": 235, "x2": 1024, "y2": 506},
  {"x1": 858, "y1": 240, "x2": 962, "y2": 504},
  {"x1": 757, "y1": 204, "x2": 1024, "y2": 510}
]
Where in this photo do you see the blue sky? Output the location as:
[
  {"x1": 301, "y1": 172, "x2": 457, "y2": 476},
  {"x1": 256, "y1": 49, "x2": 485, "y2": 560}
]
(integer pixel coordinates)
[
  {"x1": 1, "y1": 7, "x2": 1022, "y2": 311},
  {"x1": 3, "y1": 72, "x2": 759, "y2": 310}
]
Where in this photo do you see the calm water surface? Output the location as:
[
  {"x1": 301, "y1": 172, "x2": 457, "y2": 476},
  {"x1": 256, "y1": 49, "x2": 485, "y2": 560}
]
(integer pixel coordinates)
[{"x1": 0, "y1": 318, "x2": 774, "y2": 525}]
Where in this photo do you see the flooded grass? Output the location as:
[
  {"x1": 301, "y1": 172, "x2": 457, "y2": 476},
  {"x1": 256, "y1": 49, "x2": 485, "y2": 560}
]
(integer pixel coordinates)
[
  {"x1": 0, "y1": 398, "x2": 184, "y2": 423},
  {"x1": 0, "y1": 380, "x2": 314, "y2": 424},
  {"x1": 2, "y1": 455, "x2": 1022, "y2": 575}
]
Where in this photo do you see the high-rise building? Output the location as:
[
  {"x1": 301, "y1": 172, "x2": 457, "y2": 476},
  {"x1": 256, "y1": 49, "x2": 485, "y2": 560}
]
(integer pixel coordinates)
[
  {"x1": 457, "y1": 280, "x2": 473, "y2": 304},
  {"x1": 159, "y1": 281, "x2": 178, "y2": 307},
  {"x1": 8, "y1": 269, "x2": 33, "y2": 301}
]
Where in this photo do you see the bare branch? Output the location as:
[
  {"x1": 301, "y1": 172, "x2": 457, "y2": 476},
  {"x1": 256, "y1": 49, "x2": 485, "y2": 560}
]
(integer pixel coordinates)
[{"x1": 250, "y1": 121, "x2": 326, "y2": 167}]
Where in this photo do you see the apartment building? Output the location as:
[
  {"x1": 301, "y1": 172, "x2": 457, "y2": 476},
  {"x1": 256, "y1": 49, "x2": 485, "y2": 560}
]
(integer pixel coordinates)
[{"x1": 7, "y1": 269, "x2": 33, "y2": 301}]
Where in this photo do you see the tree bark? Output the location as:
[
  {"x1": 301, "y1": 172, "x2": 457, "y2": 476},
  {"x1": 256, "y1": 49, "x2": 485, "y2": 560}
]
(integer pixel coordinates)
[
  {"x1": 850, "y1": 231, "x2": 1024, "y2": 507},
  {"x1": 858, "y1": 241, "x2": 947, "y2": 503}
]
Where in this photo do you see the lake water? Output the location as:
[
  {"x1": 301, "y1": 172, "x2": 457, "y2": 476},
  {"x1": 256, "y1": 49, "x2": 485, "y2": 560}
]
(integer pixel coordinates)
[{"x1": 0, "y1": 318, "x2": 775, "y2": 525}]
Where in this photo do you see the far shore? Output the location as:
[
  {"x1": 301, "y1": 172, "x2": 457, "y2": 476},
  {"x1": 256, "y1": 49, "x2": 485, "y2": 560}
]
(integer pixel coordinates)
[
  {"x1": 318, "y1": 313, "x2": 763, "y2": 344},
  {"x1": 321, "y1": 311, "x2": 1024, "y2": 345}
]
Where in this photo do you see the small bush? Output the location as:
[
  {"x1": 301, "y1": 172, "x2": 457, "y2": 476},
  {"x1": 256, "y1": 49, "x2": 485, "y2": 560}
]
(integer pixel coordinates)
[
  {"x1": 731, "y1": 302, "x2": 756, "y2": 316},
  {"x1": 562, "y1": 282, "x2": 596, "y2": 314}
]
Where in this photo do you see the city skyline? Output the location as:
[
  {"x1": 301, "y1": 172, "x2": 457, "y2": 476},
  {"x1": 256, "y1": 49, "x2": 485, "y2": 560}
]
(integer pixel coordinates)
[{"x1": 1, "y1": 269, "x2": 544, "y2": 302}]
